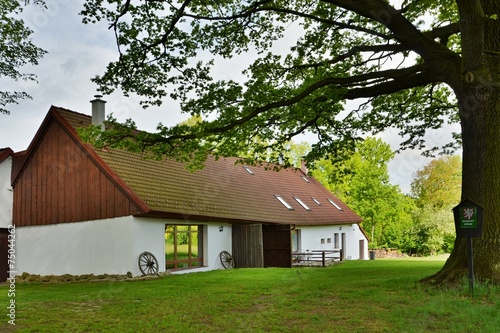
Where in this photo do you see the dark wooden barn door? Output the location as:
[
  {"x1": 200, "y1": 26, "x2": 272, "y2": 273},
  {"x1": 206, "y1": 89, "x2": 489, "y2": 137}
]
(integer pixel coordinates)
[
  {"x1": 359, "y1": 240, "x2": 365, "y2": 260},
  {"x1": 231, "y1": 224, "x2": 263, "y2": 268},
  {"x1": 341, "y1": 233, "x2": 347, "y2": 259},
  {"x1": 0, "y1": 229, "x2": 9, "y2": 282},
  {"x1": 262, "y1": 224, "x2": 292, "y2": 268}
]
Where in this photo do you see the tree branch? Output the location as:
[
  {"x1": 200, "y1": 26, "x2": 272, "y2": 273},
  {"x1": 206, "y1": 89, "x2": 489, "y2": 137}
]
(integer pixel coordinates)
[
  {"x1": 136, "y1": 64, "x2": 431, "y2": 147},
  {"x1": 181, "y1": 4, "x2": 392, "y2": 40},
  {"x1": 321, "y1": 0, "x2": 454, "y2": 61},
  {"x1": 289, "y1": 43, "x2": 408, "y2": 71}
]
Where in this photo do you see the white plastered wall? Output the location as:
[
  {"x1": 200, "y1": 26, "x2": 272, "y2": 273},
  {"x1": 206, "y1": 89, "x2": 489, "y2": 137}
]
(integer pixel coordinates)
[
  {"x1": 133, "y1": 218, "x2": 232, "y2": 275},
  {"x1": 297, "y1": 224, "x2": 368, "y2": 260},
  {"x1": 0, "y1": 156, "x2": 13, "y2": 228},
  {"x1": 16, "y1": 217, "x2": 135, "y2": 276},
  {"x1": 16, "y1": 216, "x2": 234, "y2": 277},
  {"x1": 131, "y1": 217, "x2": 165, "y2": 276}
]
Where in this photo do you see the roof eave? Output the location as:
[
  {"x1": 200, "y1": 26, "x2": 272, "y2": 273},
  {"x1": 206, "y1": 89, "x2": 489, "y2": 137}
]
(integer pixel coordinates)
[
  {"x1": 135, "y1": 210, "x2": 289, "y2": 225},
  {"x1": 0, "y1": 148, "x2": 14, "y2": 163}
]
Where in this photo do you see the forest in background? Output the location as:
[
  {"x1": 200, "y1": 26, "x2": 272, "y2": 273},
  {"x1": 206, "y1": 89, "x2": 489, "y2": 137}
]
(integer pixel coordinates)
[{"x1": 289, "y1": 138, "x2": 461, "y2": 256}]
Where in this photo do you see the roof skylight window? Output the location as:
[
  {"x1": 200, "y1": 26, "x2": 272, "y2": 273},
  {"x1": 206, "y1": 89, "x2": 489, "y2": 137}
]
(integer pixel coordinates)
[
  {"x1": 275, "y1": 195, "x2": 294, "y2": 210},
  {"x1": 243, "y1": 166, "x2": 255, "y2": 175},
  {"x1": 328, "y1": 198, "x2": 343, "y2": 211},
  {"x1": 294, "y1": 197, "x2": 311, "y2": 211},
  {"x1": 312, "y1": 197, "x2": 322, "y2": 205}
]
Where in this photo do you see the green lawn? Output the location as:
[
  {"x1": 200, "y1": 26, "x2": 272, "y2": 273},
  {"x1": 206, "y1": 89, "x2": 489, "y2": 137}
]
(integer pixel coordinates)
[
  {"x1": 165, "y1": 243, "x2": 197, "y2": 260},
  {"x1": 1, "y1": 258, "x2": 499, "y2": 332}
]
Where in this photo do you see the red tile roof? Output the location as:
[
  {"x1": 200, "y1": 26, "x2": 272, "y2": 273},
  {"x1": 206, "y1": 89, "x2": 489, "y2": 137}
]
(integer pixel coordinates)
[{"x1": 54, "y1": 106, "x2": 362, "y2": 226}]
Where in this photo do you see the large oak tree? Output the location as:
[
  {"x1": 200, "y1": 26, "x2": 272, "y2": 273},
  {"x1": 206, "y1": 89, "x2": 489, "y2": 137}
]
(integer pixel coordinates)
[{"x1": 81, "y1": 0, "x2": 500, "y2": 285}]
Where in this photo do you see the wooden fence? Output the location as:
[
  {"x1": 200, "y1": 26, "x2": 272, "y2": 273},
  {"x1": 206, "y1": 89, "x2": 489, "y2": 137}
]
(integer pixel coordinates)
[{"x1": 292, "y1": 249, "x2": 343, "y2": 267}]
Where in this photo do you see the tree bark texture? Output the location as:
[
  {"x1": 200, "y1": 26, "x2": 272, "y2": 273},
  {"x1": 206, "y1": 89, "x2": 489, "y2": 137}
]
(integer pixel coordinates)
[
  {"x1": 424, "y1": 56, "x2": 500, "y2": 285},
  {"x1": 422, "y1": 0, "x2": 500, "y2": 285}
]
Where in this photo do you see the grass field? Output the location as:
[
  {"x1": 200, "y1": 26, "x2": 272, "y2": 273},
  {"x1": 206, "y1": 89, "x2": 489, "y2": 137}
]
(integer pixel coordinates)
[{"x1": 1, "y1": 258, "x2": 499, "y2": 332}]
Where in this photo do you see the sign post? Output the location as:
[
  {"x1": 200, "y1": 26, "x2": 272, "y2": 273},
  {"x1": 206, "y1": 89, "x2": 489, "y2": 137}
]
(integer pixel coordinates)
[{"x1": 452, "y1": 199, "x2": 484, "y2": 293}]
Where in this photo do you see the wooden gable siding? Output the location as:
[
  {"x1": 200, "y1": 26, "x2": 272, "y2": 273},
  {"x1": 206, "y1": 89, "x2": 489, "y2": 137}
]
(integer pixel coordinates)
[{"x1": 13, "y1": 119, "x2": 143, "y2": 226}]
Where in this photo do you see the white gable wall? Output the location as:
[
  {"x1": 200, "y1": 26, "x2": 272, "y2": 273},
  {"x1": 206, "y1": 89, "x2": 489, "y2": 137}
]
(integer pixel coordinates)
[
  {"x1": 297, "y1": 224, "x2": 368, "y2": 260},
  {"x1": 0, "y1": 156, "x2": 13, "y2": 228}
]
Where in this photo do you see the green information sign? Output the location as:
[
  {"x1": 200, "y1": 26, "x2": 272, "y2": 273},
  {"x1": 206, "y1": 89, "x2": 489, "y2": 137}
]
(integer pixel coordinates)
[
  {"x1": 459, "y1": 206, "x2": 477, "y2": 229},
  {"x1": 452, "y1": 199, "x2": 484, "y2": 293},
  {"x1": 453, "y1": 199, "x2": 483, "y2": 238}
]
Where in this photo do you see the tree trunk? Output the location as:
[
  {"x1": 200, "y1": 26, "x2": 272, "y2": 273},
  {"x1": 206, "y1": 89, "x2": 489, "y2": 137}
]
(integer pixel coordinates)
[
  {"x1": 422, "y1": 53, "x2": 500, "y2": 286},
  {"x1": 421, "y1": 0, "x2": 500, "y2": 286}
]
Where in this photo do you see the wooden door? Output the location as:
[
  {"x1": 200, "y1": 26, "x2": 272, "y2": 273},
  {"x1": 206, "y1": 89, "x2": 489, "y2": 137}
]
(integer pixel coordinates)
[
  {"x1": 0, "y1": 229, "x2": 9, "y2": 282},
  {"x1": 231, "y1": 224, "x2": 263, "y2": 268},
  {"x1": 341, "y1": 233, "x2": 346, "y2": 259},
  {"x1": 262, "y1": 224, "x2": 291, "y2": 268},
  {"x1": 359, "y1": 239, "x2": 365, "y2": 260}
]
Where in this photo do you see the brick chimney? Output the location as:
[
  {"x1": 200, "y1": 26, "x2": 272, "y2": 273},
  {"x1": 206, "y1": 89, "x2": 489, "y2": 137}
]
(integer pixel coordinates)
[
  {"x1": 90, "y1": 94, "x2": 106, "y2": 129},
  {"x1": 300, "y1": 160, "x2": 309, "y2": 175}
]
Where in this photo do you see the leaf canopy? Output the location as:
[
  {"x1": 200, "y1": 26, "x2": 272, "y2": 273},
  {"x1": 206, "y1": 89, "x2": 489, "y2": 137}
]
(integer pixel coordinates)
[
  {"x1": 410, "y1": 155, "x2": 462, "y2": 209},
  {"x1": 0, "y1": 0, "x2": 47, "y2": 115},
  {"x1": 311, "y1": 137, "x2": 414, "y2": 248},
  {"x1": 81, "y1": 0, "x2": 465, "y2": 164}
]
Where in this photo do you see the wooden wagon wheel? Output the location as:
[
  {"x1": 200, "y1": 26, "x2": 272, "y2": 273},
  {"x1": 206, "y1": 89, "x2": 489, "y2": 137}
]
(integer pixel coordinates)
[
  {"x1": 219, "y1": 250, "x2": 234, "y2": 269},
  {"x1": 138, "y1": 251, "x2": 159, "y2": 276}
]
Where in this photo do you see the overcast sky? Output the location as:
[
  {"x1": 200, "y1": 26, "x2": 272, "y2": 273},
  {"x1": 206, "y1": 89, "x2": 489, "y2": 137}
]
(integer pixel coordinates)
[{"x1": 0, "y1": 0, "x2": 460, "y2": 193}]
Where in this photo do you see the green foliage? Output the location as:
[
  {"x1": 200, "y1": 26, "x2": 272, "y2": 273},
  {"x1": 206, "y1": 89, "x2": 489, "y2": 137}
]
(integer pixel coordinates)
[
  {"x1": 0, "y1": 0, "x2": 46, "y2": 115},
  {"x1": 165, "y1": 225, "x2": 199, "y2": 246},
  {"x1": 406, "y1": 205, "x2": 456, "y2": 255},
  {"x1": 368, "y1": 84, "x2": 460, "y2": 156},
  {"x1": 411, "y1": 155, "x2": 462, "y2": 209},
  {"x1": 76, "y1": 123, "x2": 105, "y2": 147},
  {"x1": 80, "y1": 0, "x2": 465, "y2": 165},
  {"x1": 239, "y1": 139, "x2": 312, "y2": 168},
  {"x1": 311, "y1": 137, "x2": 415, "y2": 248},
  {"x1": 405, "y1": 156, "x2": 461, "y2": 255}
]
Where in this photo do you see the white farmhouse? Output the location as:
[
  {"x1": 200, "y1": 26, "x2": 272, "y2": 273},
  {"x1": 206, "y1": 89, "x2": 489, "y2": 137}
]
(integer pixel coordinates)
[{"x1": 3, "y1": 98, "x2": 368, "y2": 279}]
